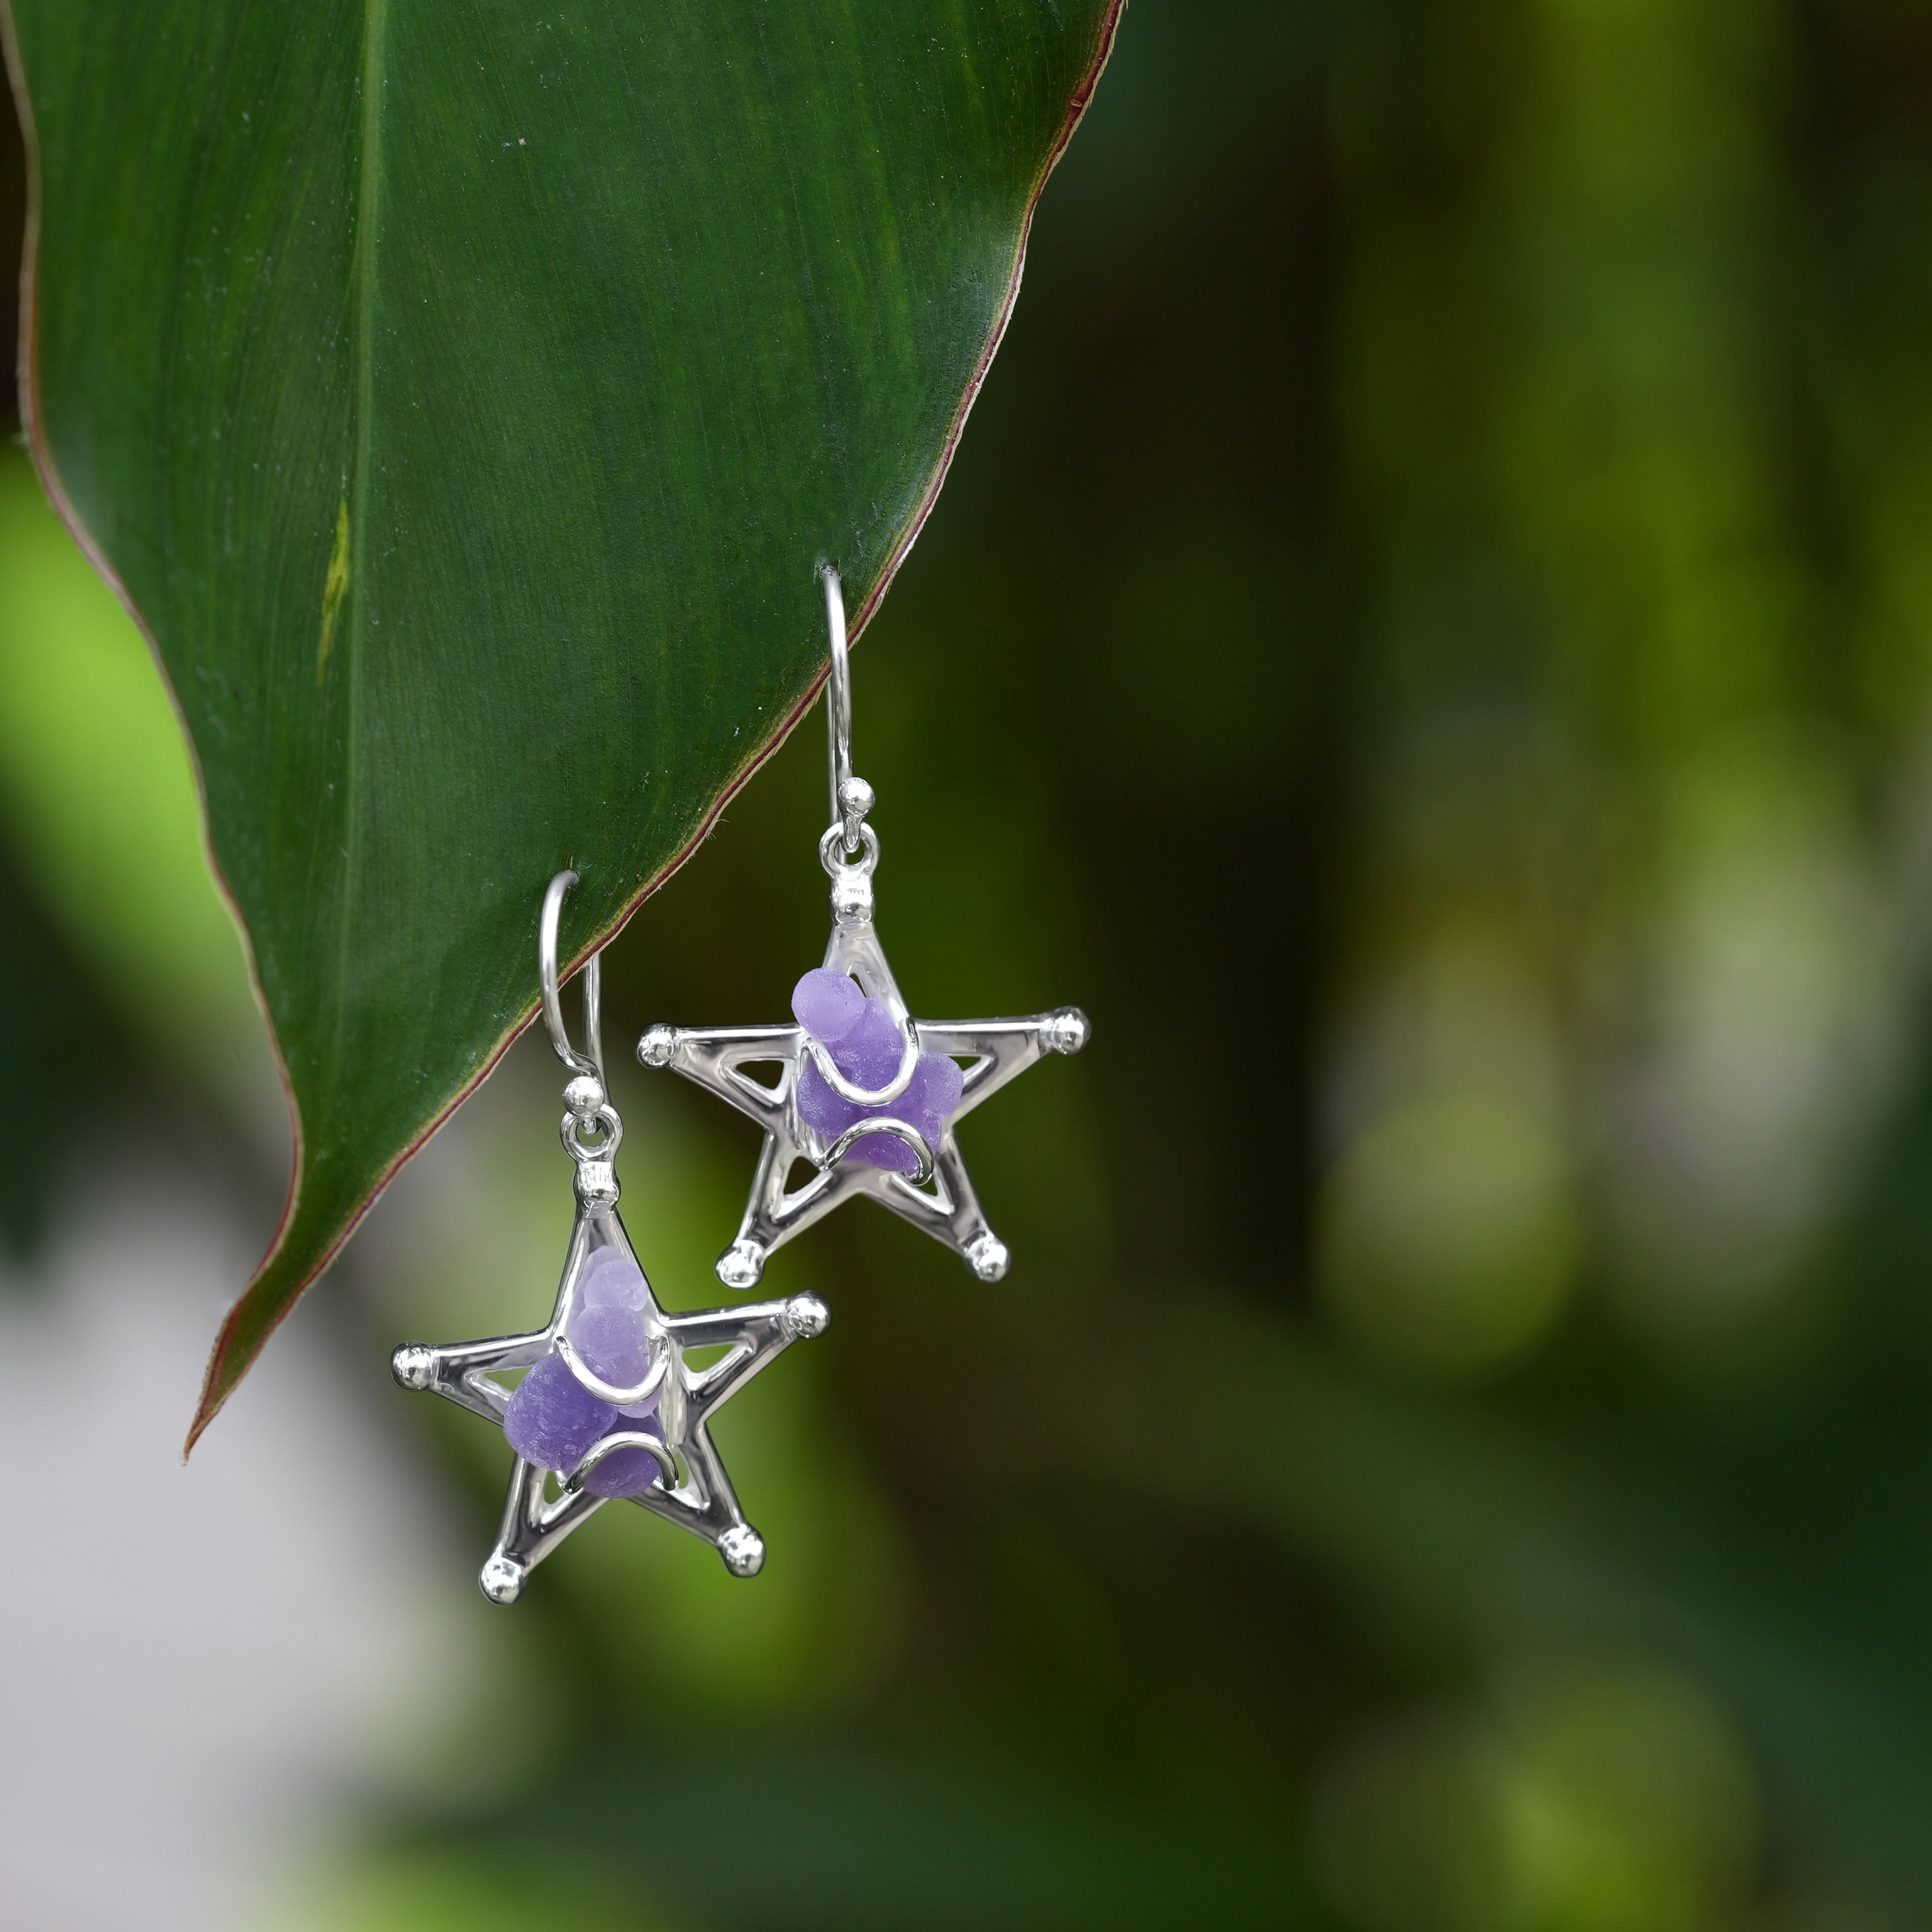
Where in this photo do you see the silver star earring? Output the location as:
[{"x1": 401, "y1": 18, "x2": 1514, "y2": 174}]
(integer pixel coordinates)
[
  {"x1": 391, "y1": 870, "x2": 829, "y2": 1604},
  {"x1": 638, "y1": 566, "x2": 1089, "y2": 1291}
]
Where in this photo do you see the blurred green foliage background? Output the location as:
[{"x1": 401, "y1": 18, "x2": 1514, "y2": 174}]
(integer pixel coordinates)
[{"x1": 6, "y1": 0, "x2": 1932, "y2": 1926}]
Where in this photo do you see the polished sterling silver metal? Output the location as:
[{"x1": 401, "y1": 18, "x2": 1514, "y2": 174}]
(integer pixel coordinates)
[
  {"x1": 392, "y1": 869, "x2": 828, "y2": 1604},
  {"x1": 638, "y1": 567, "x2": 1089, "y2": 1291}
]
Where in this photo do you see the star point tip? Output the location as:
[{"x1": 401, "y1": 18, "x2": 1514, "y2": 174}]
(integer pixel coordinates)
[
  {"x1": 479, "y1": 1554, "x2": 526, "y2": 1605},
  {"x1": 718, "y1": 1239, "x2": 767, "y2": 1289},
  {"x1": 391, "y1": 1343, "x2": 438, "y2": 1391},
  {"x1": 719, "y1": 1526, "x2": 765, "y2": 1577},
  {"x1": 784, "y1": 1292, "x2": 831, "y2": 1339},
  {"x1": 966, "y1": 1233, "x2": 1011, "y2": 1282},
  {"x1": 1046, "y1": 1006, "x2": 1091, "y2": 1054}
]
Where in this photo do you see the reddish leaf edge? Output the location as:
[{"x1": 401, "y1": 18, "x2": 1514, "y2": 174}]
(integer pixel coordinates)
[{"x1": 0, "y1": 0, "x2": 1125, "y2": 1456}]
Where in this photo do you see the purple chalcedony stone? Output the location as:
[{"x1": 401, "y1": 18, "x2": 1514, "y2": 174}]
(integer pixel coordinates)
[
  {"x1": 841, "y1": 1052, "x2": 953, "y2": 1171},
  {"x1": 565, "y1": 1299, "x2": 650, "y2": 1387},
  {"x1": 584, "y1": 1397, "x2": 666, "y2": 1499},
  {"x1": 503, "y1": 1353, "x2": 609, "y2": 1472},
  {"x1": 797, "y1": 1047, "x2": 964, "y2": 1174},
  {"x1": 578, "y1": 1245, "x2": 649, "y2": 1311},
  {"x1": 792, "y1": 968, "x2": 866, "y2": 1043},
  {"x1": 846, "y1": 1130, "x2": 919, "y2": 1174},
  {"x1": 793, "y1": 970, "x2": 962, "y2": 1172},
  {"x1": 904, "y1": 1051, "x2": 965, "y2": 1129},
  {"x1": 795, "y1": 1057, "x2": 857, "y2": 1139},
  {"x1": 584, "y1": 1440, "x2": 664, "y2": 1499},
  {"x1": 833, "y1": 997, "x2": 906, "y2": 1089}
]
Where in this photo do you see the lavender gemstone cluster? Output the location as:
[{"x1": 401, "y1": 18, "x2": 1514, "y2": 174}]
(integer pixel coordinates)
[
  {"x1": 791, "y1": 968, "x2": 962, "y2": 1174},
  {"x1": 501, "y1": 1244, "x2": 667, "y2": 1498}
]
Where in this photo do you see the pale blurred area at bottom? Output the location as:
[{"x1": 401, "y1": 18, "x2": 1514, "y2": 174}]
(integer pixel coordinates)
[{"x1": 0, "y1": 1140, "x2": 497, "y2": 1932}]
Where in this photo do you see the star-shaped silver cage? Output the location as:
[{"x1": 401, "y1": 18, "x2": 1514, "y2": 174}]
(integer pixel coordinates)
[
  {"x1": 636, "y1": 566, "x2": 1089, "y2": 1292},
  {"x1": 639, "y1": 917, "x2": 1085, "y2": 1289},
  {"x1": 392, "y1": 875, "x2": 826, "y2": 1605}
]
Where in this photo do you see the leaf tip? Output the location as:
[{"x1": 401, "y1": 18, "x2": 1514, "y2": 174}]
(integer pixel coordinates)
[{"x1": 183, "y1": 1329, "x2": 242, "y2": 1459}]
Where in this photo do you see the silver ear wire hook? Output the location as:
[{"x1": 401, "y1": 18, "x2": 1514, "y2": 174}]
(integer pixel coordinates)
[
  {"x1": 540, "y1": 869, "x2": 605, "y2": 1085},
  {"x1": 821, "y1": 565, "x2": 874, "y2": 854},
  {"x1": 541, "y1": 869, "x2": 622, "y2": 1196}
]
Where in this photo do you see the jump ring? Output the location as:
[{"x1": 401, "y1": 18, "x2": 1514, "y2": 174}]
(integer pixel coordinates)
[
  {"x1": 560, "y1": 1102, "x2": 625, "y2": 1162},
  {"x1": 819, "y1": 819, "x2": 879, "y2": 880}
]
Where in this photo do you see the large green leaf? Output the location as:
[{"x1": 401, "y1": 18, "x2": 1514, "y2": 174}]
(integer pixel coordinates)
[{"x1": 2, "y1": 0, "x2": 1121, "y2": 1442}]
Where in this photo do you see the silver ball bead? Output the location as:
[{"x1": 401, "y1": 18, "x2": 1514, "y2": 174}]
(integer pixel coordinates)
[
  {"x1": 837, "y1": 775, "x2": 875, "y2": 823},
  {"x1": 638, "y1": 1023, "x2": 678, "y2": 1069},
  {"x1": 1046, "y1": 1006, "x2": 1091, "y2": 1055},
  {"x1": 717, "y1": 1239, "x2": 767, "y2": 1289},
  {"x1": 967, "y1": 1233, "x2": 1011, "y2": 1283},
  {"x1": 719, "y1": 1525, "x2": 766, "y2": 1577},
  {"x1": 479, "y1": 1555, "x2": 526, "y2": 1605},
  {"x1": 563, "y1": 1073, "x2": 606, "y2": 1119},
  {"x1": 784, "y1": 1292, "x2": 831, "y2": 1340},
  {"x1": 391, "y1": 1343, "x2": 438, "y2": 1391}
]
